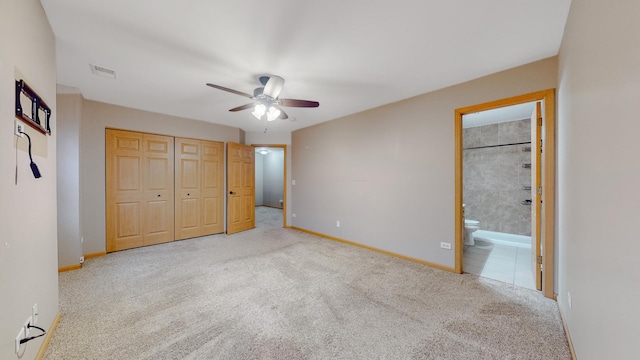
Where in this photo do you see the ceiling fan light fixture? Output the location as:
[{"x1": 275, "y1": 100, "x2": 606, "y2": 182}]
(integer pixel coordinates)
[
  {"x1": 206, "y1": 75, "x2": 319, "y2": 123},
  {"x1": 251, "y1": 103, "x2": 266, "y2": 119},
  {"x1": 266, "y1": 106, "x2": 281, "y2": 121}
]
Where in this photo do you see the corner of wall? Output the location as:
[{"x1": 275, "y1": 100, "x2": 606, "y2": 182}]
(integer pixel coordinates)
[{"x1": 56, "y1": 93, "x2": 84, "y2": 268}]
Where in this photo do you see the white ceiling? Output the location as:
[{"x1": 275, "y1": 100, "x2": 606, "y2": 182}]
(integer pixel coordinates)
[{"x1": 41, "y1": 0, "x2": 571, "y2": 133}]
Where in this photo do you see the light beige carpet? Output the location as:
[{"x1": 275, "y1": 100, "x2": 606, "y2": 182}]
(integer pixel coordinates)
[{"x1": 44, "y1": 207, "x2": 570, "y2": 359}]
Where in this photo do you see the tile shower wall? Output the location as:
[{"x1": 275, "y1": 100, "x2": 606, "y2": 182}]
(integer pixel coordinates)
[{"x1": 463, "y1": 119, "x2": 532, "y2": 236}]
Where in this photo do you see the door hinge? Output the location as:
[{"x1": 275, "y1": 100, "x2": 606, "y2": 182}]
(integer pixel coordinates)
[
  {"x1": 537, "y1": 118, "x2": 542, "y2": 127},
  {"x1": 537, "y1": 186, "x2": 542, "y2": 196},
  {"x1": 537, "y1": 256, "x2": 543, "y2": 264}
]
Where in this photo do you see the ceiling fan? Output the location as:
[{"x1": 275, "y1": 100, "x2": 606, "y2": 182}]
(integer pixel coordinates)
[{"x1": 206, "y1": 75, "x2": 319, "y2": 121}]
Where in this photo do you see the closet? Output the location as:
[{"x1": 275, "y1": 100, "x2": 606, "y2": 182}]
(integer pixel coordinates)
[
  {"x1": 106, "y1": 129, "x2": 224, "y2": 251},
  {"x1": 106, "y1": 130, "x2": 174, "y2": 251}
]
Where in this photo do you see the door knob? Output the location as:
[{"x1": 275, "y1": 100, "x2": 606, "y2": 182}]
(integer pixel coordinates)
[
  {"x1": 187, "y1": 193, "x2": 190, "y2": 196},
  {"x1": 229, "y1": 191, "x2": 236, "y2": 195},
  {"x1": 157, "y1": 194, "x2": 161, "y2": 197}
]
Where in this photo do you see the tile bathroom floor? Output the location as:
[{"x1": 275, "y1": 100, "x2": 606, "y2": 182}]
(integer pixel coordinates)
[{"x1": 463, "y1": 241, "x2": 536, "y2": 290}]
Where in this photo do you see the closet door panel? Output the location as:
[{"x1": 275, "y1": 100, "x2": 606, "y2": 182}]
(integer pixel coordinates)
[
  {"x1": 142, "y1": 133, "x2": 174, "y2": 246},
  {"x1": 107, "y1": 130, "x2": 145, "y2": 251},
  {"x1": 115, "y1": 202, "x2": 142, "y2": 248},
  {"x1": 201, "y1": 141, "x2": 224, "y2": 234},
  {"x1": 107, "y1": 129, "x2": 174, "y2": 251},
  {"x1": 180, "y1": 198, "x2": 199, "y2": 228},
  {"x1": 175, "y1": 138, "x2": 224, "y2": 239},
  {"x1": 175, "y1": 138, "x2": 202, "y2": 240}
]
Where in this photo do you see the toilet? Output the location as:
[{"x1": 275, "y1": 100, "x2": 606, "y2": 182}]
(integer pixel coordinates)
[{"x1": 464, "y1": 219, "x2": 480, "y2": 246}]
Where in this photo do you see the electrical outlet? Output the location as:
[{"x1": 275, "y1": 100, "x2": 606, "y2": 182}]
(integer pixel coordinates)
[
  {"x1": 32, "y1": 304, "x2": 38, "y2": 325},
  {"x1": 24, "y1": 316, "x2": 32, "y2": 337},
  {"x1": 336, "y1": 221, "x2": 340, "y2": 227},
  {"x1": 14, "y1": 120, "x2": 25, "y2": 137},
  {"x1": 15, "y1": 327, "x2": 24, "y2": 353},
  {"x1": 292, "y1": 213, "x2": 296, "y2": 218},
  {"x1": 440, "y1": 242, "x2": 452, "y2": 250},
  {"x1": 80, "y1": 256, "x2": 85, "y2": 264}
]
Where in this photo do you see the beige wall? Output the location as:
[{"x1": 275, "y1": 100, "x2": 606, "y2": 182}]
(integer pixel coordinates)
[
  {"x1": 260, "y1": 149, "x2": 285, "y2": 208},
  {"x1": 0, "y1": 0, "x2": 59, "y2": 359},
  {"x1": 77, "y1": 100, "x2": 242, "y2": 255},
  {"x1": 291, "y1": 57, "x2": 557, "y2": 269},
  {"x1": 557, "y1": 0, "x2": 640, "y2": 358},
  {"x1": 57, "y1": 94, "x2": 84, "y2": 267}
]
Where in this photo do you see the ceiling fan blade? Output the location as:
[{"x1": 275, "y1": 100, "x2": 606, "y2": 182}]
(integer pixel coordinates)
[
  {"x1": 280, "y1": 99, "x2": 320, "y2": 108},
  {"x1": 229, "y1": 103, "x2": 255, "y2": 112},
  {"x1": 206, "y1": 83, "x2": 253, "y2": 99},
  {"x1": 263, "y1": 75, "x2": 285, "y2": 98}
]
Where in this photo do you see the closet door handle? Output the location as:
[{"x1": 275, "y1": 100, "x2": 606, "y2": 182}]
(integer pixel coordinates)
[
  {"x1": 157, "y1": 194, "x2": 161, "y2": 197},
  {"x1": 229, "y1": 191, "x2": 236, "y2": 195}
]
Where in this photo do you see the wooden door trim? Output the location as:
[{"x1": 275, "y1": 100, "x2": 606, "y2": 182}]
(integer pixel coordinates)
[
  {"x1": 532, "y1": 102, "x2": 543, "y2": 290},
  {"x1": 454, "y1": 89, "x2": 556, "y2": 299},
  {"x1": 252, "y1": 144, "x2": 287, "y2": 228}
]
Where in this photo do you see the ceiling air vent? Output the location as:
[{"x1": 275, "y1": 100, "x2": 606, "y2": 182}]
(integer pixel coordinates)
[{"x1": 90, "y1": 64, "x2": 117, "y2": 79}]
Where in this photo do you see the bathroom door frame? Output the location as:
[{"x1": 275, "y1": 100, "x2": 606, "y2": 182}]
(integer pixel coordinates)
[
  {"x1": 252, "y1": 144, "x2": 288, "y2": 228},
  {"x1": 454, "y1": 89, "x2": 556, "y2": 299}
]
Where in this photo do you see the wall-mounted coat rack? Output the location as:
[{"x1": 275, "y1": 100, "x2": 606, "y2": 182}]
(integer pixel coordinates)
[{"x1": 15, "y1": 79, "x2": 51, "y2": 135}]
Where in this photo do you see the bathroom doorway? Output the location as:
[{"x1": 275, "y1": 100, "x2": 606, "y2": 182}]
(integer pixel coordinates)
[
  {"x1": 454, "y1": 90, "x2": 556, "y2": 299},
  {"x1": 461, "y1": 102, "x2": 537, "y2": 290},
  {"x1": 253, "y1": 144, "x2": 287, "y2": 228}
]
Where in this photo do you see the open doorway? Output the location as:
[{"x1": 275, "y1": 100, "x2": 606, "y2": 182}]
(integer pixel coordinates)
[
  {"x1": 461, "y1": 102, "x2": 537, "y2": 289},
  {"x1": 253, "y1": 144, "x2": 287, "y2": 229},
  {"x1": 455, "y1": 89, "x2": 556, "y2": 299}
]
